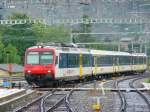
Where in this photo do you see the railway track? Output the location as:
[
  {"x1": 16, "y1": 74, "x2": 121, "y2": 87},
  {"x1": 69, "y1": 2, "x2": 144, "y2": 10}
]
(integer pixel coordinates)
[
  {"x1": 13, "y1": 89, "x2": 75, "y2": 112},
  {"x1": 0, "y1": 76, "x2": 25, "y2": 81},
  {"x1": 42, "y1": 90, "x2": 74, "y2": 112},
  {"x1": 13, "y1": 79, "x2": 97, "y2": 112},
  {"x1": 13, "y1": 78, "x2": 97, "y2": 112},
  {"x1": 129, "y1": 76, "x2": 150, "y2": 112},
  {"x1": 13, "y1": 91, "x2": 50, "y2": 112},
  {"x1": 115, "y1": 73, "x2": 150, "y2": 112},
  {"x1": 12, "y1": 73, "x2": 150, "y2": 112},
  {"x1": 114, "y1": 77, "x2": 128, "y2": 112}
]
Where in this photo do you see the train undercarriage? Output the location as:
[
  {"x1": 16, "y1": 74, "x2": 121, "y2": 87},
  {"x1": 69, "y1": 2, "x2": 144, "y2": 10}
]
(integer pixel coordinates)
[
  {"x1": 25, "y1": 70, "x2": 146, "y2": 87},
  {"x1": 25, "y1": 74, "x2": 56, "y2": 87}
]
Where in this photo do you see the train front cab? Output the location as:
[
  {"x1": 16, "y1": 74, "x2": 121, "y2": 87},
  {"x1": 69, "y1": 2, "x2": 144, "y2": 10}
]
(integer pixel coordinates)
[{"x1": 24, "y1": 47, "x2": 57, "y2": 86}]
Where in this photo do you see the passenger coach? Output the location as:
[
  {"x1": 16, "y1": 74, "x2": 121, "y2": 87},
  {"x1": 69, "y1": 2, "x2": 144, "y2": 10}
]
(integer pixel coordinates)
[{"x1": 24, "y1": 44, "x2": 147, "y2": 86}]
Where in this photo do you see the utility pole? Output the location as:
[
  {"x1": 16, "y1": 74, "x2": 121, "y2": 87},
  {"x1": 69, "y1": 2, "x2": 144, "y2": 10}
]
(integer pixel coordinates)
[
  {"x1": 6, "y1": 51, "x2": 12, "y2": 89},
  {"x1": 118, "y1": 40, "x2": 120, "y2": 51},
  {"x1": 131, "y1": 41, "x2": 134, "y2": 53},
  {"x1": 70, "y1": 32, "x2": 73, "y2": 43}
]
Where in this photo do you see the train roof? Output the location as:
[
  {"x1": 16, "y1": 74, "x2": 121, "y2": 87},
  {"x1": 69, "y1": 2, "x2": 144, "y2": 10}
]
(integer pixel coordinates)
[
  {"x1": 27, "y1": 45, "x2": 147, "y2": 57},
  {"x1": 27, "y1": 45, "x2": 90, "y2": 53},
  {"x1": 132, "y1": 53, "x2": 147, "y2": 57},
  {"x1": 91, "y1": 50, "x2": 147, "y2": 57},
  {"x1": 91, "y1": 50, "x2": 131, "y2": 56}
]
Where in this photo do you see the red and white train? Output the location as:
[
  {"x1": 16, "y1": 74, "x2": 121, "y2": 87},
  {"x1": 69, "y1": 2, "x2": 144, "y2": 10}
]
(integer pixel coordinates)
[{"x1": 24, "y1": 44, "x2": 147, "y2": 87}]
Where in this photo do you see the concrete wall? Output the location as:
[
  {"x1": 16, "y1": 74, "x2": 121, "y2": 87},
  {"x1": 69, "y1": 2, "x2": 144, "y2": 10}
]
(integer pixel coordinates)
[
  {"x1": 0, "y1": 70, "x2": 9, "y2": 77},
  {"x1": 0, "y1": 70, "x2": 24, "y2": 77}
]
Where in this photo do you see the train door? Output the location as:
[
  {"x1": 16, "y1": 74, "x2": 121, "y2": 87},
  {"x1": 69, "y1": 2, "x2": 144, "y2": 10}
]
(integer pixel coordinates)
[
  {"x1": 57, "y1": 53, "x2": 67, "y2": 79},
  {"x1": 93, "y1": 55, "x2": 97, "y2": 76},
  {"x1": 113, "y1": 56, "x2": 116, "y2": 74},
  {"x1": 55, "y1": 54, "x2": 58, "y2": 78},
  {"x1": 79, "y1": 54, "x2": 83, "y2": 79},
  {"x1": 144, "y1": 56, "x2": 147, "y2": 70},
  {"x1": 131, "y1": 56, "x2": 134, "y2": 72},
  {"x1": 142, "y1": 56, "x2": 146, "y2": 70},
  {"x1": 117, "y1": 56, "x2": 120, "y2": 72}
]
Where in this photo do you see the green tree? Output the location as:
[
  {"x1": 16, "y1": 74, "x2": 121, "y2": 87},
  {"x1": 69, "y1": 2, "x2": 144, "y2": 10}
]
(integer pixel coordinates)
[
  {"x1": 1, "y1": 13, "x2": 37, "y2": 64},
  {"x1": 8, "y1": 12, "x2": 29, "y2": 20},
  {"x1": 0, "y1": 12, "x2": 71, "y2": 64},
  {"x1": 3, "y1": 43, "x2": 20, "y2": 63},
  {"x1": 0, "y1": 40, "x2": 4, "y2": 62}
]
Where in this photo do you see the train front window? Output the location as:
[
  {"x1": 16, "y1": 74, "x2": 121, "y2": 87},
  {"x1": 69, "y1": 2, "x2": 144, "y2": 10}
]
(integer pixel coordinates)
[
  {"x1": 40, "y1": 52, "x2": 53, "y2": 64},
  {"x1": 27, "y1": 52, "x2": 39, "y2": 64},
  {"x1": 27, "y1": 52, "x2": 53, "y2": 65}
]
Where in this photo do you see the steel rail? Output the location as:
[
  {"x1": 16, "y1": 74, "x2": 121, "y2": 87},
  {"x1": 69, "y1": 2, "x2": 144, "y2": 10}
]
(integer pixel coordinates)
[
  {"x1": 42, "y1": 89, "x2": 75, "y2": 112},
  {"x1": 114, "y1": 73, "x2": 150, "y2": 112},
  {"x1": 114, "y1": 79, "x2": 127, "y2": 112},
  {"x1": 113, "y1": 75, "x2": 142, "y2": 112},
  {"x1": 14, "y1": 91, "x2": 49, "y2": 112},
  {"x1": 129, "y1": 76, "x2": 150, "y2": 112},
  {"x1": 40, "y1": 91, "x2": 55, "y2": 112},
  {"x1": 46, "y1": 95, "x2": 67, "y2": 112},
  {"x1": 65, "y1": 89, "x2": 76, "y2": 112}
]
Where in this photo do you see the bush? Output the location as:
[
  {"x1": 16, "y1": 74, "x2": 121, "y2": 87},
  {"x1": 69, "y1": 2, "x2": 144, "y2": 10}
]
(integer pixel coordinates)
[{"x1": 145, "y1": 78, "x2": 150, "y2": 83}]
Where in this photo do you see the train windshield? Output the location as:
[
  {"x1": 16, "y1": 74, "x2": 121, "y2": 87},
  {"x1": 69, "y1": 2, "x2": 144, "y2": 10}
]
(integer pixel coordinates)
[
  {"x1": 40, "y1": 52, "x2": 53, "y2": 64},
  {"x1": 27, "y1": 52, "x2": 53, "y2": 65},
  {"x1": 27, "y1": 52, "x2": 39, "y2": 64}
]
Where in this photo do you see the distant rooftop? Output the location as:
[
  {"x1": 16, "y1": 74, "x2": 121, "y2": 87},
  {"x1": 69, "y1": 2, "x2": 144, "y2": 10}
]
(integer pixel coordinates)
[
  {"x1": 0, "y1": 64, "x2": 23, "y2": 73},
  {"x1": 120, "y1": 38, "x2": 132, "y2": 42}
]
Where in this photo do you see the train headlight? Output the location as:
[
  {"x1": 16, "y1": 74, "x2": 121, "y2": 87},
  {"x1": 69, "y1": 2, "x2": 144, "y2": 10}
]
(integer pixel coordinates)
[
  {"x1": 27, "y1": 70, "x2": 31, "y2": 73},
  {"x1": 48, "y1": 70, "x2": 51, "y2": 73}
]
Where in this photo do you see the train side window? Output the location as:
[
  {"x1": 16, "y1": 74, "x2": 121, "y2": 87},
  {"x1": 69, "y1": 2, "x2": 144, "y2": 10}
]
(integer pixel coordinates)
[
  {"x1": 139, "y1": 57, "x2": 143, "y2": 64},
  {"x1": 133, "y1": 57, "x2": 135, "y2": 65},
  {"x1": 133, "y1": 57, "x2": 138, "y2": 65},
  {"x1": 108, "y1": 56, "x2": 113, "y2": 66},
  {"x1": 99, "y1": 56, "x2": 113, "y2": 66},
  {"x1": 59, "y1": 53, "x2": 67, "y2": 68},
  {"x1": 97, "y1": 56, "x2": 100, "y2": 66},
  {"x1": 119, "y1": 56, "x2": 122, "y2": 65},
  {"x1": 134, "y1": 57, "x2": 136, "y2": 65},
  {"x1": 143, "y1": 57, "x2": 146, "y2": 64},
  {"x1": 119, "y1": 56, "x2": 130, "y2": 65},
  {"x1": 136, "y1": 57, "x2": 139, "y2": 65},
  {"x1": 96, "y1": 56, "x2": 102, "y2": 66},
  {"x1": 126, "y1": 56, "x2": 131, "y2": 65},
  {"x1": 113, "y1": 56, "x2": 117, "y2": 66},
  {"x1": 144, "y1": 57, "x2": 147, "y2": 64},
  {"x1": 68, "y1": 54, "x2": 79, "y2": 68},
  {"x1": 143, "y1": 57, "x2": 145, "y2": 64},
  {"x1": 92, "y1": 56, "x2": 95, "y2": 67},
  {"x1": 140, "y1": 56, "x2": 146, "y2": 64},
  {"x1": 129, "y1": 56, "x2": 132, "y2": 65},
  {"x1": 83, "y1": 54, "x2": 91, "y2": 67},
  {"x1": 90, "y1": 54, "x2": 93, "y2": 66},
  {"x1": 131, "y1": 56, "x2": 134, "y2": 65}
]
